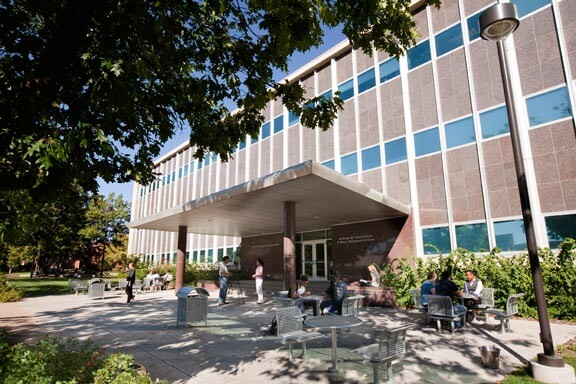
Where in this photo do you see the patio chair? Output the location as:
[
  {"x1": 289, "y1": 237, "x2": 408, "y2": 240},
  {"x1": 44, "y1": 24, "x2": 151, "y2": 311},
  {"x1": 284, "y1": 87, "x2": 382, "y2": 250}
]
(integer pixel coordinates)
[
  {"x1": 352, "y1": 323, "x2": 416, "y2": 384},
  {"x1": 427, "y1": 295, "x2": 467, "y2": 335},
  {"x1": 409, "y1": 288, "x2": 430, "y2": 324},
  {"x1": 274, "y1": 307, "x2": 324, "y2": 362},
  {"x1": 474, "y1": 288, "x2": 495, "y2": 321},
  {"x1": 486, "y1": 293, "x2": 524, "y2": 333},
  {"x1": 274, "y1": 297, "x2": 295, "y2": 308},
  {"x1": 340, "y1": 295, "x2": 364, "y2": 316}
]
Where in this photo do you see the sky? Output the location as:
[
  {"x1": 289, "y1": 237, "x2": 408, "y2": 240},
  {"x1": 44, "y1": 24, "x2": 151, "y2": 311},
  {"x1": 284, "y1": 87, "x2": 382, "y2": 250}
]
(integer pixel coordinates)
[{"x1": 98, "y1": 29, "x2": 346, "y2": 203}]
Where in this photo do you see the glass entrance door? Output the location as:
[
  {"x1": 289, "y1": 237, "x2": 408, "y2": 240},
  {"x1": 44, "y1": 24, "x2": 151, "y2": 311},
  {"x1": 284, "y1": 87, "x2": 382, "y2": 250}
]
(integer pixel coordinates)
[{"x1": 302, "y1": 240, "x2": 327, "y2": 280}]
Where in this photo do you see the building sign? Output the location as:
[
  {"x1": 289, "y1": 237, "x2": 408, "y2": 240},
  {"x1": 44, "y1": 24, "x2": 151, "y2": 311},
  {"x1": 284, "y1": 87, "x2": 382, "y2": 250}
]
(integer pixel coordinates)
[{"x1": 336, "y1": 234, "x2": 375, "y2": 245}]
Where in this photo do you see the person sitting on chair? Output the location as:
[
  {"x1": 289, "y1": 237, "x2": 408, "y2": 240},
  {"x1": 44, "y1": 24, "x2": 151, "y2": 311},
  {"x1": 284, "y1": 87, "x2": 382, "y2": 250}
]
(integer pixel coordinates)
[
  {"x1": 463, "y1": 269, "x2": 483, "y2": 309},
  {"x1": 359, "y1": 264, "x2": 381, "y2": 287},
  {"x1": 420, "y1": 271, "x2": 436, "y2": 306},
  {"x1": 320, "y1": 272, "x2": 347, "y2": 315},
  {"x1": 435, "y1": 270, "x2": 466, "y2": 328}
]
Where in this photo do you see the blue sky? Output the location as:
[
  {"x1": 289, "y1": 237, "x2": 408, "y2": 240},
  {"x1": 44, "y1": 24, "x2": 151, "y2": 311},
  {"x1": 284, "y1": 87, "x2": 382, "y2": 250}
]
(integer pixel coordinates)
[{"x1": 98, "y1": 29, "x2": 346, "y2": 202}]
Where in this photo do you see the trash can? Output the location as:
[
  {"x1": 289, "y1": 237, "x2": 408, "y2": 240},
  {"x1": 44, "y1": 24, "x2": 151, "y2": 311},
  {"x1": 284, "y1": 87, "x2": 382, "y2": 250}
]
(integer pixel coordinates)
[
  {"x1": 88, "y1": 278, "x2": 106, "y2": 299},
  {"x1": 479, "y1": 346, "x2": 501, "y2": 369},
  {"x1": 176, "y1": 286, "x2": 208, "y2": 328}
]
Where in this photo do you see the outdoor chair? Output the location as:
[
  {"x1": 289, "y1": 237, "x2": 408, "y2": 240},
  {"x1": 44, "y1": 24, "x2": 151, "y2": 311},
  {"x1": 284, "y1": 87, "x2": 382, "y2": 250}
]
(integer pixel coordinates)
[
  {"x1": 275, "y1": 290, "x2": 289, "y2": 298},
  {"x1": 340, "y1": 295, "x2": 364, "y2": 316},
  {"x1": 274, "y1": 307, "x2": 324, "y2": 362},
  {"x1": 118, "y1": 280, "x2": 128, "y2": 291},
  {"x1": 427, "y1": 295, "x2": 467, "y2": 335},
  {"x1": 474, "y1": 288, "x2": 495, "y2": 321},
  {"x1": 68, "y1": 279, "x2": 88, "y2": 295},
  {"x1": 274, "y1": 297, "x2": 295, "y2": 308},
  {"x1": 352, "y1": 323, "x2": 416, "y2": 384},
  {"x1": 486, "y1": 293, "x2": 524, "y2": 333},
  {"x1": 409, "y1": 288, "x2": 430, "y2": 323}
]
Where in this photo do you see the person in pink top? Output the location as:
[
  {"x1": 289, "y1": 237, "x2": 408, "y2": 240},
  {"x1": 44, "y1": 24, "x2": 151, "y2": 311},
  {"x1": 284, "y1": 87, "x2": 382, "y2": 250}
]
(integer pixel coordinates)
[{"x1": 252, "y1": 258, "x2": 264, "y2": 304}]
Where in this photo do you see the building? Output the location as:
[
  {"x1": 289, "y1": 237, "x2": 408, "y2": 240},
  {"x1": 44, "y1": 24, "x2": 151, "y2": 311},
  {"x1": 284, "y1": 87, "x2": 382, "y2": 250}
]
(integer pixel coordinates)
[{"x1": 128, "y1": 0, "x2": 576, "y2": 285}]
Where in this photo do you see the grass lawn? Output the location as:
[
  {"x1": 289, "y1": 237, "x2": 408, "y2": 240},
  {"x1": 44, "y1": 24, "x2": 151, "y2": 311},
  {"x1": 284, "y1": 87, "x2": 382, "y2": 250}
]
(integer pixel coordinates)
[
  {"x1": 500, "y1": 353, "x2": 576, "y2": 383},
  {"x1": 7, "y1": 275, "x2": 121, "y2": 298}
]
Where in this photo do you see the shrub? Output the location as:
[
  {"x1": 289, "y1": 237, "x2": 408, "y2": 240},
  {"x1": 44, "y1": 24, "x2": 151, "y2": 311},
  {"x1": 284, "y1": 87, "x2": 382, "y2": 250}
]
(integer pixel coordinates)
[
  {"x1": 0, "y1": 274, "x2": 23, "y2": 303},
  {"x1": 390, "y1": 239, "x2": 576, "y2": 321},
  {"x1": 0, "y1": 334, "x2": 164, "y2": 384}
]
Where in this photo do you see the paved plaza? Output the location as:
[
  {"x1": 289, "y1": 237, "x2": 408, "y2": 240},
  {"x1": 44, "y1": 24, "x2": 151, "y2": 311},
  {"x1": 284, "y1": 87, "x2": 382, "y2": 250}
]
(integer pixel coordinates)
[{"x1": 2, "y1": 289, "x2": 576, "y2": 384}]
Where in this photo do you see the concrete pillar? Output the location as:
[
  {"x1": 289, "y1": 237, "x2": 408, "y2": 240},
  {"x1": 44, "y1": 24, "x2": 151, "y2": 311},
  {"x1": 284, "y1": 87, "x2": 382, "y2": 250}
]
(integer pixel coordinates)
[
  {"x1": 175, "y1": 225, "x2": 187, "y2": 294},
  {"x1": 283, "y1": 201, "x2": 297, "y2": 297}
]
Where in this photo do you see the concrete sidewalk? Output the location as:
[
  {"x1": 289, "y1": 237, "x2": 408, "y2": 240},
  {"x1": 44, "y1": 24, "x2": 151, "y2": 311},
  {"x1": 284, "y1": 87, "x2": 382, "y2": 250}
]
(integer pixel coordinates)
[{"x1": 3, "y1": 289, "x2": 576, "y2": 384}]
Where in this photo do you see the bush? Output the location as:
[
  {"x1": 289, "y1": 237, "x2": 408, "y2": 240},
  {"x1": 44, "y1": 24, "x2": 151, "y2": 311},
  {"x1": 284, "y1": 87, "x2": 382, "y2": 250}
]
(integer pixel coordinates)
[
  {"x1": 389, "y1": 239, "x2": 576, "y2": 321},
  {"x1": 0, "y1": 334, "x2": 165, "y2": 384},
  {"x1": 0, "y1": 274, "x2": 23, "y2": 303}
]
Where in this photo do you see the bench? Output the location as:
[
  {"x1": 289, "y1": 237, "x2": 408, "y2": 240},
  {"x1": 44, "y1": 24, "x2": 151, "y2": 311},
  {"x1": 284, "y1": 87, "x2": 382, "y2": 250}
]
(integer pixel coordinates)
[
  {"x1": 353, "y1": 323, "x2": 416, "y2": 384},
  {"x1": 427, "y1": 295, "x2": 467, "y2": 335},
  {"x1": 486, "y1": 293, "x2": 524, "y2": 333},
  {"x1": 68, "y1": 279, "x2": 88, "y2": 295},
  {"x1": 274, "y1": 307, "x2": 324, "y2": 362}
]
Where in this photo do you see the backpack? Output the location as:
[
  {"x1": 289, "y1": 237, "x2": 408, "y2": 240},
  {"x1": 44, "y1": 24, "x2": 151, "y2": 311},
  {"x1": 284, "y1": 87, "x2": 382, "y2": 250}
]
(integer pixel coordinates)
[{"x1": 267, "y1": 317, "x2": 277, "y2": 335}]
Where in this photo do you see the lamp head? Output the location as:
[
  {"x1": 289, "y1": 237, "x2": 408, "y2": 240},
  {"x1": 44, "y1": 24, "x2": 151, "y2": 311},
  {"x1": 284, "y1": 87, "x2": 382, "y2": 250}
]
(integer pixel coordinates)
[{"x1": 479, "y1": 3, "x2": 519, "y2": 41}]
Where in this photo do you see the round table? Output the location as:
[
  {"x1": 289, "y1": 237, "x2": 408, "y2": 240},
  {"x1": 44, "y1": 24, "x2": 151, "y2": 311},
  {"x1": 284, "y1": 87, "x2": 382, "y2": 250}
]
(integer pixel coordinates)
[{"x1": 304, "y1": 315, "x2": 362, "y2": 372}]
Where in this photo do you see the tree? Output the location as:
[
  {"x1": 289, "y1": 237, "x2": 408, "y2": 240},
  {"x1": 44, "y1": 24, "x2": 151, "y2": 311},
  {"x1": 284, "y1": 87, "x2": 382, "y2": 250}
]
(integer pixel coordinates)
[
  {"x1": 1, "y1": 0, "x2": 441, "y2": 196},
  {"x1": 79, "y1": 194, "x2": 131, "y2": 272}
]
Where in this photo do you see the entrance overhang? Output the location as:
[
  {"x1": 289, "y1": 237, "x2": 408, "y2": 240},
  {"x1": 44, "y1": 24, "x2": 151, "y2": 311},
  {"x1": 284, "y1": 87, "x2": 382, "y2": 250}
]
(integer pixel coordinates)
[{"x1": 129, "y1": 160, "x2": 411, "y2": 236}]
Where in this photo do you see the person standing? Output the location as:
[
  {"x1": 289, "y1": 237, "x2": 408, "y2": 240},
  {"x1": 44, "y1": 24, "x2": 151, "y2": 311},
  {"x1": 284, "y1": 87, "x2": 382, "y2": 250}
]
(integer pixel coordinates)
[
  {"x1": 126, "y1": 262, "x2": 136, "y2": 304},
  {"x1": 252, "y1": 258, "x2": 264, "y2": 304},
  {"x1": 218, "y1": 256, "x2": 230, "y2": 306}
]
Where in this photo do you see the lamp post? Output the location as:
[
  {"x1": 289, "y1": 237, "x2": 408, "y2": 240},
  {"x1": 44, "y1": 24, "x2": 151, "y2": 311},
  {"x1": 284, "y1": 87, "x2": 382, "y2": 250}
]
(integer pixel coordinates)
[
  {"x1": 479, "y1": 3, "x2": 562, "y2": 368},
  {"x1": 100, "y1": 205, "x2": 113, "y2": 278}
]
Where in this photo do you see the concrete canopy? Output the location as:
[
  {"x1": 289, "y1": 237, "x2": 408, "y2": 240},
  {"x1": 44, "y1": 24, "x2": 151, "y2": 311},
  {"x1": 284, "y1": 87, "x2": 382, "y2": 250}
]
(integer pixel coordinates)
[{"x1": 129, "y1": 160, "x2": 411, "y2": 237}]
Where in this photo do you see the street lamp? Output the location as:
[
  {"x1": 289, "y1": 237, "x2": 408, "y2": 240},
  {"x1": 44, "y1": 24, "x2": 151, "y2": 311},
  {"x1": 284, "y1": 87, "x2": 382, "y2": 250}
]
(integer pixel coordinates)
[
  {"x1": 479, "y1": 3, "x2": 563, "y2": 369},
  {"x1": 100, "y1": 205, "x2": 113, "y2": 278}
]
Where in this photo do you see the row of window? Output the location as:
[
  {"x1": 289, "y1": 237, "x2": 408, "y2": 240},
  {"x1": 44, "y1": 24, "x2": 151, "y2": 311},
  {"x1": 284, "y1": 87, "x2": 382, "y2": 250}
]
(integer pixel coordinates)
[
  {"x1": 141, "y1": 247, "x2": 240, "y2": 265},
  {"x1": 422, "y1": 213, "x2": 575, "y2": 254},
  {"x1": 319, "y1": 85, "x2": 572, "y2": 175},
  {"x1": 410, "y1": 0, "x2": 551, "y2": 69}
]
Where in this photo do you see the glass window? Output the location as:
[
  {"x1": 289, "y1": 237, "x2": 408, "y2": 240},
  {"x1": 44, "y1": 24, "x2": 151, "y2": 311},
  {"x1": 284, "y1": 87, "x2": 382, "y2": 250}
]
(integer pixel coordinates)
[
  {"x1": 414, "y1": 127, "x2": 441, "y2": 157},
  {"x1": 423, "y1": 227, "x2": 451, "y2": 255},
  {"x1": 288, "y1": 111, "x2": 299, "y2": 126},
  {"x1": 239, "y1": 140, "x2": 246, "y2": 150},
  {"x1": 199, "y1": 250, "x2": 205, "y2": 263},
  {"x1": 321, "y1": 89, "x2": 332, "y2": 101},
  {"x1": 511, "y1": 0, "x2": 550, "y2": 18},
  {"x1": 193, "y1": 250, "x2": 198, "y2": 263},
  {"x1": 171, "y1": 171, "x2": 176, "y2": 182},
  {"x1": 197, "y1": 159, "x2": 203, "y2": 169},
  {"x1": 407, "y1": 40, "x2": 431, "y2": 70},
  {"x1": 226, "y1": 247, "x2": 234, "y2": 257},
  {"x1": 456, "y1": 223, "x2": 489, "y2": 252},
  {"x1": 467, "y1": 11, "x2": 482, "y2": 42},
  {"x1": 189, "y1": 161, "x2": 195, "y2": 173},
  {"x1": 322, "y1": 159, "x2": 335, "y2": 170},
  {"x1": 361, "y1": 145, "x2": 381, "y2": 171},
  {"x1": 303, "y1": 230, "x2": 327, "y2": 241},
  {"x1": 273, "y1": 114, "x2": 284, "y2": 133},
  {"x1": 338, "y1": 79, "x2": 354, "y2": 101},
  {"x1": 379, "y1": 57, "x2": 400, "y2": 83},
  {"x1": 545, "y1": 214, "x2": 576, "y2": 249},
  {"x1": 526, "y1": 86, "x2": 571, "y2": 127},
  {"x1": 205, "y1": 155, "x2": 211, "y2": 166},
  {"x1": 445, "y1": 116, "x2": 476, "y2": 149},
  {"x1": 262, "y1": 121, "x2": 270, "y2": 139},
  {"x1": 207, "y1": 249, "x2": 214, "y2": 263},
  {"x1": 357, "y1": 68, "x2": 376, "y2": 94},
  {"x1": 385, "y1": 137, "x2": 407, "y2": 165},
  {"x1": 183, "y1": 165, "x2": 188, "y2": 176},
  {"x1": 341, "y1": 152, "x2": 358, "y2": 175},
  {"x1": 494, "y1": 219, "x2": 527, "y2": 251},
  {"x1": 217, "y1": 248, "x2": 224, "y2": 261},
  {"x1": 435, "y1": 24, "x2": 464, "y2": 57},
  {"x1": 480, "y1": 106, "x2": 510, "y2": 139}
]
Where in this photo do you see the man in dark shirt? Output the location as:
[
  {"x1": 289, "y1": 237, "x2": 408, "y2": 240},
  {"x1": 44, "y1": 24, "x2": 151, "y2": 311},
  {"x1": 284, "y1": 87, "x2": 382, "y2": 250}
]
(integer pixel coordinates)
[
  {"x1": 126, "y1": 262, "x2": 136, "y2": 304},
  {"x1": 435, "y1": 270, "x2": 466, "y2": 327},
  {"x1": 320, "y1": 272, "x2": 347, "y2": 314}
]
